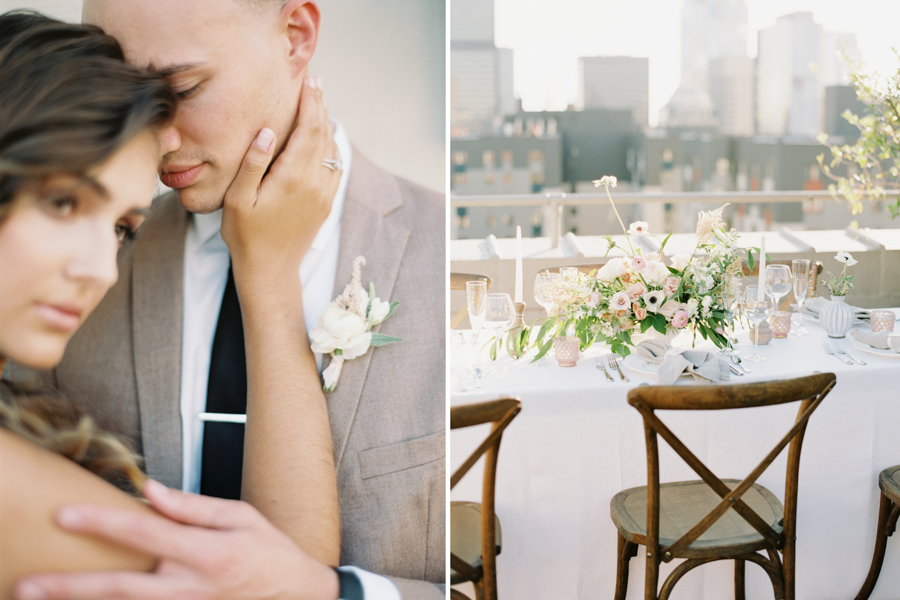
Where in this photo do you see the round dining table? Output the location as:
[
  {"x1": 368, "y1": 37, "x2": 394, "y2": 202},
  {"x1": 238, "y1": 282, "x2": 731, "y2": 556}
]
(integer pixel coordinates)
[{"x1": 450, "y1": 309, "x2": 900, "y2": 600}]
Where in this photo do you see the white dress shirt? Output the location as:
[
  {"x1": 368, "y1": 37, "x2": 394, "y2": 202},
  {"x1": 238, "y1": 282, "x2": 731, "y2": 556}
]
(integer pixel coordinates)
[{"x1": 177, "y1": 121, "x2": 399, "y2": 599}]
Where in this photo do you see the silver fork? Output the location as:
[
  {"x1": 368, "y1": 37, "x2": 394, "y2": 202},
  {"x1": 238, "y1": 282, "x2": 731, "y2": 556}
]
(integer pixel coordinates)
[
  {"x1": 607, "y1": 354, "x2": 630, "y2": 382},
  {"x1": 727, "y1": 352, "x2": 750, "y2": 374},
  {"x1": 822, "y1": 342, "x2": 853, "y2": 365},
  {"x1": 831, "y1": 341, "x2": 866, "y2": 365},
  {"x1": 595, "y1": 357, "x2": 614, "y2": 382}
]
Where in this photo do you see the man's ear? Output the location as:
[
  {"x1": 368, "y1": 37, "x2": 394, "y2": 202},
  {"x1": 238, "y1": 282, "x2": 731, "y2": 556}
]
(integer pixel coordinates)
[{"x1": 282, "y1": 0, "x2": 320, "y2": 77}]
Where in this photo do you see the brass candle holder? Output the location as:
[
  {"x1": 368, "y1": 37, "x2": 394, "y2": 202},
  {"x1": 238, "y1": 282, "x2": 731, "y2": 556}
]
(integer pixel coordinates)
[{"x1": 505, "y1": 301, "x2": 528, "y2": 359}]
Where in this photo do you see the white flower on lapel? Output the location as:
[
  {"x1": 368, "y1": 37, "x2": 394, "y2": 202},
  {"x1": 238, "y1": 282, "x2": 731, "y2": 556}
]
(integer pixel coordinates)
[{"x1": 310, "y1": 255, "x2": 401, "y2": 392}]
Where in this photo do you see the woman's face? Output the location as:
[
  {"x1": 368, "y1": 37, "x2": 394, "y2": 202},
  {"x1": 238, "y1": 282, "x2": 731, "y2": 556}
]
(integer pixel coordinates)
[{"x1": 0, "y1": 133, "x2": 160, "y2": 369}]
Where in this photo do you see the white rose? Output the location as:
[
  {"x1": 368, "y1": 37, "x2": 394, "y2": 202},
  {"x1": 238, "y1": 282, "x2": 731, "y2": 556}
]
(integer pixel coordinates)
[
  {"x1": 311, "y1": 305, "x2": 372, "y2": 357},
  {"x1": 670, "y1": 253, "x2": 692, "y2": 271},
  {"x1": 642, "y1": 261, "x2": 669, "y2": 285},
  {"x1": 368, "y1": 298, "x2": 391, "y2": 326},
  {"x1": 596, "y1": 258, "x2": 626, "y2": 282},
  {"x1": 658, "y1": 298, "x2": 681, "y2": 318},
  {"x1": 702, "y1": 295, "x2": 713, "y2": 307}
]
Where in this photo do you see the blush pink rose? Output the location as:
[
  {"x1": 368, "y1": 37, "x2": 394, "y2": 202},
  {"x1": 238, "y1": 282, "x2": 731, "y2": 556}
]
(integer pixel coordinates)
[
  {"x1": 626, "y1": 282, "x2": 648, "y2": 300},
  {"x1": 586, "y1": 291, "x2": 600, "y2": 307},
  {"x1": 609, "y1": 291, "x2": 631, "y2": 312},
  {"x1": 663, "y1": 276, "x2": 680, "y2": 295},
  {"x1": 633, "y1": 304, "x2": 647, "y2": 320},
  {"x1": 631, "y1": 256, "x2": 647, "y2": 271},
  {"x1": 673, "y1": 310, "x2": 689, "y2": 329}
]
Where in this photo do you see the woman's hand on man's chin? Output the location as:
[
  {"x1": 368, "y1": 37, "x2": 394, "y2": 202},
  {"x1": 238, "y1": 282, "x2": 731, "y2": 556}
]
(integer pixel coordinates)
[{"x1": 14, "y1": 480, "x2": 340, "y2": 600}]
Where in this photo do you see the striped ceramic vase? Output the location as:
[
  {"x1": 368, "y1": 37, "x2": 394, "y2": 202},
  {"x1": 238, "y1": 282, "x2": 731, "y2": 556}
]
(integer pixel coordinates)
[{"x1": 820, "y1": 296, "x2": 855, "y2": 339}]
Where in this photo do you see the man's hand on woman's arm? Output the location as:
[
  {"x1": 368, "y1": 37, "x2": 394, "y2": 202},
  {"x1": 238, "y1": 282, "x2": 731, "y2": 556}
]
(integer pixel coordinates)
[{"x1": 15, "y1": 481, "x2": 340, "y2": 600}]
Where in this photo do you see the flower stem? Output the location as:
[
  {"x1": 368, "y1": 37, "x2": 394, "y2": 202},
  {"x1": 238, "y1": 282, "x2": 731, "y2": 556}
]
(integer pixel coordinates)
[{"x1": 604, "y1": 184, "x2": 636, "y2": 255}]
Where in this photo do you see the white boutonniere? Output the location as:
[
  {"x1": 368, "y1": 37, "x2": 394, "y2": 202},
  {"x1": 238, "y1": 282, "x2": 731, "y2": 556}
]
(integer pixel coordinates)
[{"x1": 310, "y1": 256, "x2": 400, "y2": 391}]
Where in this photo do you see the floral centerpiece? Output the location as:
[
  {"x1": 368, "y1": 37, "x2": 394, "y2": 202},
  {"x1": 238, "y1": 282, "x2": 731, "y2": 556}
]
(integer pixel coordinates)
[{"x1": 492, "y1": 176, "x2": 756, "y2": 360}]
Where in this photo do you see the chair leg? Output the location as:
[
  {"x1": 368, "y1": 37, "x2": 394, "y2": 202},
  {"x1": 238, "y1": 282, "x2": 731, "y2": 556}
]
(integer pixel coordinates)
[
  {"x1": 615, "y1": 533, "x2": 638, "y2": 600},
  {"x1": 853, "y1": 492, "x2": 896, "y2": 600},
  {"x1": 645, "y1": 548, "x2": 660, "y2": 600},
  {"x1": 734, "y1": 559, "x2": 746, "y2": 600}
]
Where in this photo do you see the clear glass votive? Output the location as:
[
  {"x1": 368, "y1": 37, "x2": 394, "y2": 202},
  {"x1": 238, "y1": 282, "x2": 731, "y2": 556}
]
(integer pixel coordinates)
[
  {"x1": 871, "y1": 310, "x2": 896, "y2": 333},
  {"x1": 553, "y1": 336, "x2": 580, "y2": 367},
  {"x1": 770, "y1": 311, "x2": 792, "y2": 338}
]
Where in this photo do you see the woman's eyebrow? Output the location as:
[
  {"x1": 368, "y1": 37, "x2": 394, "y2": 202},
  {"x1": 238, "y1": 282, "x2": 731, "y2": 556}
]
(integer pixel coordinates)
[{"x1": 147, "y1": 62, "x2": 206, "y2": 78}]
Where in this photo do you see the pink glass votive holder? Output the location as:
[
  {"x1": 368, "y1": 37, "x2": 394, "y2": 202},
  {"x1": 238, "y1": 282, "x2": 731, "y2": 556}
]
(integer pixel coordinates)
[
  {"x1": 770, "y1": 311, "x2": 792, "y2": 338},
  {"x1": 554, "y1": 336, "x2": 580, "y2": 367},
  {"x1": 871, "y1": 310, "x2": 895, "y2": 333}
]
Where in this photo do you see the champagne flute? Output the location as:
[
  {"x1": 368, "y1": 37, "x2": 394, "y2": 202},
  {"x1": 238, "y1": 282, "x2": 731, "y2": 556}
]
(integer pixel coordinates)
[
  {"x1": 466, "y1": 281, "x2": 487, "y2": 345},
  {"x1": 765, "y1": 264, "x2": 792, "y2": 312},
  {"x1": 483, "y1": 293, "x2": 515, "y2": 339},
  {"x1": 790, "y1": 260, "x2": 810, "y2": 336},
  {"x1": 743, "y1": 285, "x2": 774, "y2": 362},
  {"x1": 534, "y1": 271, "x2": 560, "y2": 318}
]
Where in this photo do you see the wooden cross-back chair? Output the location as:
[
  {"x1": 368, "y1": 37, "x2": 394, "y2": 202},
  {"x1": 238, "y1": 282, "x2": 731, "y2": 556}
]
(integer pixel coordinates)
[
  {"x1": 450, "y1": 273, "x2": 492, "y2": 330},
  {"x1": 852, "y1": 464, "x2": 900, "y2": 600},
  {"x1": 610, "y1": 373, "x2": 836, "y2": 600},
  {"x1": 450, "y1": 398, "x2": 521, "y2": 600}
]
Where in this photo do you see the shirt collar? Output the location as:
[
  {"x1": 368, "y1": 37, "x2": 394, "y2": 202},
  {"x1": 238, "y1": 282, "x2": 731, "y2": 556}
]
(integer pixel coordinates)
[{"x1": 189, "y1": 119, "x2": 352, "y2": 252}]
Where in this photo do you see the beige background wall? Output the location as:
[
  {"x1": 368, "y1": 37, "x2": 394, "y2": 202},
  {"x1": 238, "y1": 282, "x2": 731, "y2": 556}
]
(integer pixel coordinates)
[{"x1": 0, "y1": 0, "x2": 446, "y2": 193}]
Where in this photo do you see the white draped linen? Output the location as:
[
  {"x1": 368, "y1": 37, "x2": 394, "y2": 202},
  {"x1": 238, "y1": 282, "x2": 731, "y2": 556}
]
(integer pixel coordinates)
[{"x1": 450, "y1": 311, "x2": 900, "y2": 600}]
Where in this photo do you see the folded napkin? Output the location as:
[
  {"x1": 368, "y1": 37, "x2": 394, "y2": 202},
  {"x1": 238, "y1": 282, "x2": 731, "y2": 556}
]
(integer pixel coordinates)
[
  {"x1": 803, "y1": 297, "x2": 870, "y2": 320},
  {"x1": 635, "y1": 340, "x2": 731, "y2": 385},
  {"x1": 850, "y1": 330, "x2": 900, "y2": 353}
]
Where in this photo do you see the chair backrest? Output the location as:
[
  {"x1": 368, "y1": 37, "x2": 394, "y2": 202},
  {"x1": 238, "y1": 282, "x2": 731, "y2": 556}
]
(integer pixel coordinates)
[
  {"x1": 626, "y1": 373, "x2": 835, "y2": 562},
  {"x1": 450, "y1": 398, "x2": 521, "y2": 593},
  {"x1": 450, "y1": 273, "x2": 493, "y2": 292}
]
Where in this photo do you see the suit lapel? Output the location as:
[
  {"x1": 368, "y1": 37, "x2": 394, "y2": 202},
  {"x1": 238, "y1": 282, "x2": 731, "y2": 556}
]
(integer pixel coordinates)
[
  {"x1": 326, "y1": 151, "x2": 409, "y2": 471},
  {"x1": 132, "y1": 194, "x2": 189, "y2": 487}
]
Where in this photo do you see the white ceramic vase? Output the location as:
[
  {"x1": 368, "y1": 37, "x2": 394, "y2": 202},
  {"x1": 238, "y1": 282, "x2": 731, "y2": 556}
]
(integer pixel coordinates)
[{"x1": 820, "y1": 296, "x2": 855, "y2": 338}]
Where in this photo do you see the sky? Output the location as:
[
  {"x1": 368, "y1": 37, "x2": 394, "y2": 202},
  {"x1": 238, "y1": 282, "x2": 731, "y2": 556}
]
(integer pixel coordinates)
[{"x1": 494, "y1": 0, "x2": 900, "y2": 126}]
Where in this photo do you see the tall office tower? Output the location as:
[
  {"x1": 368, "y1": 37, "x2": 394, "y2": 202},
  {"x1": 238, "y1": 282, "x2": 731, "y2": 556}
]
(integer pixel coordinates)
[
  {"x1": 450, "y1": 0, "x2": 516, "y2": 133},
  {"x1": 709, "y1": 56, "x2": 755, "y2": 136},
  {"x1": 662, "y1": 0, "x2": 750, "y2": 130},
  {"x1": 577, "y1": 56, "x2": 649, "y2": 128},
  {"x1": 756, "y1": 12, "x2": 856, "y2": 137}
]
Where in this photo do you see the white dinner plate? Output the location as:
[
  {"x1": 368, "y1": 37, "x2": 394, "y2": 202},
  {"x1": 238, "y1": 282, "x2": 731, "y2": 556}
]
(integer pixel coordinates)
[
  {"x1": 621, "y1": 353, "x2": 692, "y2": 377},
  {"x1": 850, "y1": 337, "x2": 900, "y2": 358}
]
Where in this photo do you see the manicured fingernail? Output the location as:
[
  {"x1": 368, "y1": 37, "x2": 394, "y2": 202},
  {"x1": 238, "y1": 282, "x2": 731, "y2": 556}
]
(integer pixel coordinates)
[
  {"x1": 305, "y1": 76, "x2": 317, "y2": 90},
  {"x1": 16, "y1": 581, "x2": 48, "y2": 600},
  {"x1": 314, "y1": 76, "x2": 322, "y2": 90},
  {"x1": 255, "y1": 128, "x2": 275, "y2": 151},
  {"x1": 56, "y1": 507, "x2": 84, "y2": 529}
]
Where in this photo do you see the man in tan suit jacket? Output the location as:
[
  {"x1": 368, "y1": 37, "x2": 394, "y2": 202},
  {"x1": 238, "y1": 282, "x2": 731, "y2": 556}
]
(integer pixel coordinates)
[{"x1": 10, "y1": 1, "x2": 445, "y2": 598}]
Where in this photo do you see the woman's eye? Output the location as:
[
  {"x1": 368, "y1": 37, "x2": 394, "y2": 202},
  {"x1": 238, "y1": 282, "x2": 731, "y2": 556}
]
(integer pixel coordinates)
[
  {"x1": 115, "y1": 223, "x2": 136, "y2": 244},
  {"x1": 46, "y1": 195, "x2": 76, "y2": 216},
  {"x1": 176, "y1": 84, "x2": 201, "y2": 99}
]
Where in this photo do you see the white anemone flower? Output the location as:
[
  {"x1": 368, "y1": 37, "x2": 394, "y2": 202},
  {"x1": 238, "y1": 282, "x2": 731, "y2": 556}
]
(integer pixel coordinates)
[
  {"x1": 642, "y1": 290, "x2": 667, "y2": 313},
  {"x1": 835, "y1": 251, "x2": 857, "y2": 266}
]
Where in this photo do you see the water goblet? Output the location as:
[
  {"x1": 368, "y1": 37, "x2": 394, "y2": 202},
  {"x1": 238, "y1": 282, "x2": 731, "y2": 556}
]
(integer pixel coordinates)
[
  {"x1": 534, "y1": 271, "x2": 560, "y2": 318},
  {"x1": 790, "y1": 259, "x2": 810, "y2": 336},
  {"x1": 483, "y1": 293, "x2": 515, "y2": 340},
  {"x1": 765, "y1": 264, "x2": 792, "y2": 313},
  {"x1": 743, "y1": 285, "x2": 774, "y2": 362}
]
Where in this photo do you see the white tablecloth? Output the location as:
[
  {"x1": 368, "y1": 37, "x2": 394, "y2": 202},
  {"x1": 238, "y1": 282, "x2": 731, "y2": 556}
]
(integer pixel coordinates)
[{"x1": 450, "y1": 312, "x2": 900, "y2": 600}]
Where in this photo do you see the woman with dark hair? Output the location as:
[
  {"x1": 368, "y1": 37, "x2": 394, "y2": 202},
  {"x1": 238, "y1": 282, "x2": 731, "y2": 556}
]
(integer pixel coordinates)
[{"x1": 0, "y1": 11, "x2": 341, "y2": 597}]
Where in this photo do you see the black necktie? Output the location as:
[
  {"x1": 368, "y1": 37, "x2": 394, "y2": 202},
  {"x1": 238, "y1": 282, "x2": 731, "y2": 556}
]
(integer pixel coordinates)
[{"x1": 200, "y1": 266, "x2": 247, "y2": 499}]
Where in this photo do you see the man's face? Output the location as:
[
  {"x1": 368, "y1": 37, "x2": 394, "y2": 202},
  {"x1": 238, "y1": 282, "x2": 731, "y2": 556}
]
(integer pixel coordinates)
[{"x1": 84, "y1": 0, "x2": 304, "y2": 214}]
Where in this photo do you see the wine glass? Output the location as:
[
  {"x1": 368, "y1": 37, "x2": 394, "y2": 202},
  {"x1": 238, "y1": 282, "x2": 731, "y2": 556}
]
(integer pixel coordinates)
[
  {"x1": 791, "y1": 259, "x2": 810, "y2": 336},
  {"x1": 743, "y1": 285, "x2": 775, "y2": 362},
  {"x1": 717, "y1": 278, "x2": 741, "y2": 354},
  {"x1": 765, "y1": 264, "x2": 792, "y2": 312},
  {"x1": 483, "y1": 293, "x2": 515, "y2": 340},
  {"x1": 559, "y1": 266, "x2": 578, "y2": 282},
  {"x1": 534, "y1": 271, "x2": 560, "y2": 318},
  {"x1": 466, "y1": 281, "x2": 487, "y2": 345}
]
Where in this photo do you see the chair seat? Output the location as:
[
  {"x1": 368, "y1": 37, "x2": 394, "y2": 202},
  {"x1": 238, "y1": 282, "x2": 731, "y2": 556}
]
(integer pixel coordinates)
[
  {"x1": 879, "y1": 465, "x2": 900, "y2": 504},
  {"x1": 610, "y1": 479, "x2": 785, "y2": 559},
  {"x1": 450, "y1": 501, "x2": 502, "y2": 585}
]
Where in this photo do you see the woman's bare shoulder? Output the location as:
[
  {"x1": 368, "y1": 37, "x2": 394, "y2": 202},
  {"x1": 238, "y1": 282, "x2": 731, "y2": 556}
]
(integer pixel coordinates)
[{"x1": 0, "y1": 428, "x2": 156, "y2": 597}]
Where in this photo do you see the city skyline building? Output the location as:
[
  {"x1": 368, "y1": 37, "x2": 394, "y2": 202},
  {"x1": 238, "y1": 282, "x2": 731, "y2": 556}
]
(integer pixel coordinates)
[
  {"x1": 450, "y1": 0, "x2": 517, "y2": 133},
  {"x1": 756, "y1": 12, "x2": 862, "y2": 137},
  {"x1": 577, "y1": 56, "x2": 649, "y2": 128}
]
